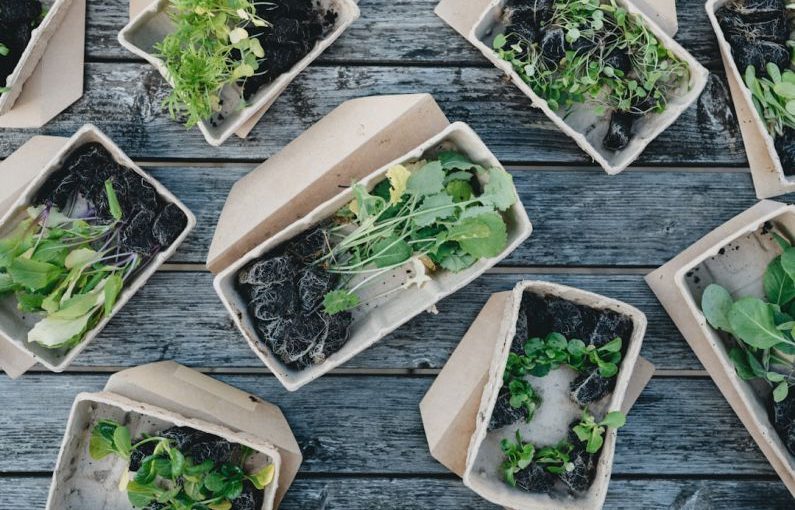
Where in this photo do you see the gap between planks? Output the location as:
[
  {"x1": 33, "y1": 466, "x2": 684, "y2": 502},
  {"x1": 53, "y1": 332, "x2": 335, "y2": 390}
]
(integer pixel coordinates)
[{"x1": 160, "y1": 263, "x2": 658, "y2": 274}]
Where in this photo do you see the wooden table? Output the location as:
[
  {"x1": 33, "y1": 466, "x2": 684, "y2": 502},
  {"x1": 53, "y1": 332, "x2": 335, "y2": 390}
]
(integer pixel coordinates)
[{"x1": 0, "y1": 0, "x2": 792, "y2": 508}]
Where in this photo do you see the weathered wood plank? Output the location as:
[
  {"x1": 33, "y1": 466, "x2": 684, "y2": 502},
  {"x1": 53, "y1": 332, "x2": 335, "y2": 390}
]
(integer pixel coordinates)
[
  {"x1": 1, "y1": 475, "x2": 791, "y2": 509},
  {"x1": 52, "y1": 272, "x2": 700, "y2": 371},
  {"x1": 0, "y1": 375, "x2": 778, "y2": 476},
  {"x1": 0, "y1": 64, "x2": 743, "y2": 165},
  {"x1": 148, "y1": 165, "x2": 765, "y2": 267},
  {"x1": 86, "y1": 0, "x2": 725, "y2": 71}
]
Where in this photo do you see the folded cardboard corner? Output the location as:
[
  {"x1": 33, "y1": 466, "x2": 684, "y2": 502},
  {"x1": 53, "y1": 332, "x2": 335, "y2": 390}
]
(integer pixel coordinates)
[
  {"x1": 420, "y1": 290, "x2": 656, "y2": 479},
  {"x1": 646, "y1": 199, "x2": 795, "y2": 498},
  {"x1": 0, "y1": 135, "x2": 73, "y2": 379},
  {"x1": 104, "y1": 361, "x2": 302, "y2": 507},
  {"x1": 0, "y1": 0, "x2": 85, "y2": 128},
  {"x1": 207, "y1": 93, "x2": 451, "y2": 273},
  {"x1": 435, "y1": 0, "x2": 678, "y2": 40}
]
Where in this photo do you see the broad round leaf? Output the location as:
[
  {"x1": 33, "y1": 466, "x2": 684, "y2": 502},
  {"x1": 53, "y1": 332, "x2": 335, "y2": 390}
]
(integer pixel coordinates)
[
  {"x1": 701, "y1": 284, "x2": 733, "y2": 333},
  {"x1": 728, "y1": 297, "x2": 788, "y2": 349}
]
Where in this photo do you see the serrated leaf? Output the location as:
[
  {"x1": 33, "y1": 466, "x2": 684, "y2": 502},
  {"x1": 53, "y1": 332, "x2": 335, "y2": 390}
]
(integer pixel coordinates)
[
  {"x1": 448, "y1": 212, "x2": 508, "y2": 259},
  {"x1": 386, "y1": 164, "x2": 411, "y2": 204},
  {"x1": 323, "y1": 290, "x2": 359, "y2": 315},
  {"x1": 414, "y1": 193, "x2": 456, "y2": 227},
  {"x1": 480, "y1": 167, "x2": 517, "y2": 211},
  {"x1": 406, "y1": 161, "x2": 445, "y2": 197}
]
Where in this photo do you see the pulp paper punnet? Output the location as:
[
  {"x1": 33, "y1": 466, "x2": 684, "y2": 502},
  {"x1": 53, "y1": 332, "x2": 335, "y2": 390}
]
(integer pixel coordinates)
[
  {"x1": 118, "y1": 0, "x2": 360, "y2": 146},
  {"x1": 436, "y1": 0, "x2": 708, "y2": 175},
  {"x1": 459, "y1": 281, "x2": 647, "y2": 509},
  {"x1": 214, "y1": 121, "x2": 533, "y2": 391},
  {"x1": 0, "y1": 0, "x2": 76, "y2": 116},
  {"x1": 0, "y1": 0, "x2": 85, "y2": 128},
  {"x1": 420, "y1": 290, "x2": 654, "y2": 480},
  {"x1": 207, "y1": 93, "x2": 451, "y2": 274},
  {"x1": 647, "y1": 200, "x2": 795, "y2": 498},
  {"x1": 47, "y1": 362, "x2": 301, "y2": 509},
  {"x1": 0, "y1": 126, "x2": 196, "y2": 376},
  {"x1": 705, "y1": 0, "x2": 795, "y2": 199}
]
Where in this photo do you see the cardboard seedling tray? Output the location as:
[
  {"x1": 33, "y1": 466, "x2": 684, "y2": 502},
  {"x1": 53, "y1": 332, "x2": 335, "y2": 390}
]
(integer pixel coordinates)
[
  {"x1": 705, "y1": 0, "x2": 795, "y2": 199},
  {"x1": 422, "y1": 281, "x2": 648, "y2": 509},
  {"x1": 213, "y1": 114, "x2": 533, "y2": 391},
  {"x1": 118, "y1": 0, "x2": 360, "y2": 146},
  {"x1": 435, "y1": 0, "x2": 708, "y2": 175},
  {"x1": 0, "y1": 0, "x2": 76, "y2": 116},
  {"x1": 47, "y1": 361, "x2": 302, "y2": 509},
  {"x1": 0, "y1": 0, "x2": 85, "y2": 128},
  {"x1": 420, "y1": 289, "x2": 654, "y2": 481},
  {"x1": 0, "y1": 125, "x2": 196, "y2": 377},
  {"x1": 646, "y1": 200, "x2": 795, "y2": 498}
]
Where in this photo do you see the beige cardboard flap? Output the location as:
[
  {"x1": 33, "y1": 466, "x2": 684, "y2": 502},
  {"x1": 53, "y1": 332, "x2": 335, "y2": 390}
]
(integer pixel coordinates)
[
  {"x1": 421, "y1": 287, "x2": 655, "y2": 479},
  {"x1": 0, "y1": 135, "x2": 72, "y2": 379},
  {"x1": 130, "y1": 0, "x2": 152, "y2": 19},
  {"x1": 0, "y1": 0, "x2": 85, "y2": 128},
  {"x1": 207, "y1": 93, "x2": 450, "y2": 273},
  {"x1": 646, "y1": 200, "x2": 795, "y2": 498},
  {"x1": 105, "y1": 361, "x2": 302, "y2": 507},
  {"x1": 436, "y1": 0, "x2": 678, "y2": 39}
]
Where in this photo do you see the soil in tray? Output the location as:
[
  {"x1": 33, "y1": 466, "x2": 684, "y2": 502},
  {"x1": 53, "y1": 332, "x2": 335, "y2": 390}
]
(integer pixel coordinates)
[
  {"x1": 487, "y1": 290, "x2": 633, "y2": 497},
  {"x1": 238, "y1": 0, "x2": 338, "y2": 99},
  {"x1": 716, "y1": 0, "x2": 795, "y2": 175},
  {"x1": 236, "y1": 226, "x2": 353, "y2": 371},
  {"x1": 0, "y1": 0, "x2": 43, "y2": 86},
  {"x1": 128, "y1": 426, "x2": 265, "y2": 510},
  {"x1": 35, "y1": 143, "x2": 188, "y2": 255}
]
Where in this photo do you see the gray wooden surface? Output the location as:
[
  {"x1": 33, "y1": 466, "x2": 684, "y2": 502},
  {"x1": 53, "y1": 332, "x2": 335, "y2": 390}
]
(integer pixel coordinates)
[{"x1": 0, "y1": 0, "x2": 793, "y2": 508}]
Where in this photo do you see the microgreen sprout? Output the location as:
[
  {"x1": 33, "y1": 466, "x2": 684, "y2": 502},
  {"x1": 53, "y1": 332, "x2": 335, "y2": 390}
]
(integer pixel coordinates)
[
  {"x1": 744, "y1": 63, "x2": 795, "y2": 138},
  {"x1": 506, "y1": 331, "x2": 623, "y2": 378},
  {"x1": 500, "y1": 431, "x2": 575, "y2": 486},
  {"x1": 572, "y1": 409, "x2": 627, "y2": 454},
  {"x1": 89, "y1": 420, "x2": 275, "y2": 510}
]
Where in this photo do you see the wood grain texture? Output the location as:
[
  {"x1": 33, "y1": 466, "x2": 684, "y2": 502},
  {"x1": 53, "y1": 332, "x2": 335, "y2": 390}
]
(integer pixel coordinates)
[
  {"x1": 141, "y1": 166, "x2": 773, "y2": 267},
  {"x1": 1, "y1": 476, "x2": 792, "y2": 509},
  {"x1": 85, "y1": 0, "x2": 724, "y2": 70},
  {"x1": 0, "y1": 65, "x2": 744, "y2": 165},
  {"x1": 0, "y1": 375, "x2": 778, "y2": 477},
  {"x1": 56, "y1": 271, "x2": 702, "y2": 371}
]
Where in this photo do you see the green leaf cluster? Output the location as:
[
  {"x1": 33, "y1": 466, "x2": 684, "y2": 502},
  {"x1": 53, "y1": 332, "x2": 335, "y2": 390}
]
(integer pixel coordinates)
[
  {"x1": 572, "y1": 409, "x2": 626, "y2": 454},
  {"x1": 744, "y1": 64, "x2": 795, "y2": 139},
  {"x1": 155, "y1": 0, "x2": 270, "y2": 128},
  {"x1": 701, "y1": 237, "x2": 795, "y2": 403},
  {"x1": 506, "y1": 332, "x2": 623, "y2": 379},
  {"x1": 89, "y1": 420, "x2": 275, "y2": 510},
  {"x1": 319, "y1": 152, "x2": 518, "y2": 314},
  {"x1": 0, "y1": 181, "x2": 136, "y2": 349},
  {"x1": 506, "y1": 377, "x2": 541, "y2": 422},
  {"x1": 500, "y1": 431, "x2": 575, "y2": 486},
  {"x1": 493, "y1": 0, "x2": 689, "y2": 115}
]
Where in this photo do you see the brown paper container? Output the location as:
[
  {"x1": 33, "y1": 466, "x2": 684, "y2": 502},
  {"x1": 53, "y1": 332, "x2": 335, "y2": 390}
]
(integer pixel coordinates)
[
  {"x1": 431, "y1": 281, "x2": 647, "y2": 509},
  {"x1": 119, "y1": 0, "x2": 360, "y2": 146},
  {"x1": 207, "y1": 93, "x2": 451, "y2": 274},
  {"x1": 0, "y1": 0, "x2": 85, "y2": 128},
  {"x1": 420, "y1": 291, "x2": 654, "y2": 480},
  {"x1": 0, "y1": 125, "x2": 196, "y2": 376},
  {"x1": 435, "y1": 0, "x2": 707, "y2": 175},
  {"x1": 213, "y1": 120, "x2": 533, "y2": 391},
  {"x1": 0, "y1": 0, "x2": 76, "y2": 116},
  {"x1": 46, "y1": 361, "x2": 302, "y2": 509},
  {"x1": 646, "y1": 200, "x2": 795, "y2": 498},
  {"x1": 705, "y1": 0, "x2": 795, "y2": 199}
]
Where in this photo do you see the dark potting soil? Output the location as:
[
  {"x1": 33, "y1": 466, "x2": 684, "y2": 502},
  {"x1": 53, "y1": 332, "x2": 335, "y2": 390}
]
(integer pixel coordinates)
[
  {"x1": 489, "y1": 386, "x2": 531, "y2": 431},
  {"x1": 510, "y1": 292, "x2": 634, "y2": 352},
  {"x1": 570, "y1": 368, "x2": 615, "y2": 406},
  {"x1": 558, "y1": 424, "x2": 598, "y2": 493},
  {"x1": 238, "y1": 0, "x2": 338, "y2": 99},
  {"x1": 514, "y1": 462, "x2": 558, "y2": 494},
  {"x1": 0, "y1": 0, "x2": 42, "y2": 85},
  {"x1": 775, "y1": 127, "x2": 795, "y2": 176},
  {"x1": 129, "y1": 427, "x2": 264, "y2": 510},
  {"x1": 716, "y1": 1, "x2": 790, "y2": 78},
  {"x1": 236, "y1": 227, "x2": 353, "y2": 370},
  {"x1": 770, "y1": 390, "x2": 795, "y2": 456},
  {"x1": 34, "y1": 143, "x2": 188, "y2": 256}
]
